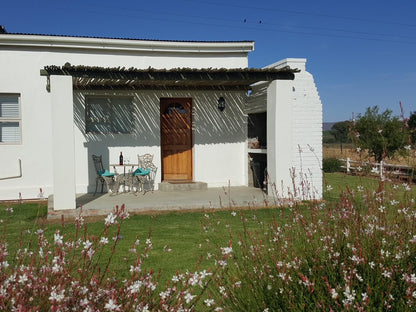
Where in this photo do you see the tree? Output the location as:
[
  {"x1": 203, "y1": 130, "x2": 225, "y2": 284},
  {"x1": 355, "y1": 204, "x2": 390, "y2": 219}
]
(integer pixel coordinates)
[
  {"x1": 323, "y1": 130, "x2": 336, "y2": 144},
  {"x1": 408, "y1": 111, "x2": 416, "y2": 144},
  {"x1": 331, "y1": 120, "x2": 352, "y2": 153},
  {"x1": 354, "y1": 106, "x2": 408, "y2": 162}
]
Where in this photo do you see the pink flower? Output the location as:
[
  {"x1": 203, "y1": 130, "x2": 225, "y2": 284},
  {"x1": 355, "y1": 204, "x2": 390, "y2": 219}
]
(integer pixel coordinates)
[
  {"x1": 105, "y1": 213, "x2": 117, "y2": 226},
  {"x1": 54, "y1": 231, "x2": 63, "y2": 246}
]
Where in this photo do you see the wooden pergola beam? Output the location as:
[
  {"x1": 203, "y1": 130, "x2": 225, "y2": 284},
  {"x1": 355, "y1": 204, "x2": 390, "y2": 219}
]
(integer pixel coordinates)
[{"x1": 41, "y1": 63, "x2": 298, "y2": 91}]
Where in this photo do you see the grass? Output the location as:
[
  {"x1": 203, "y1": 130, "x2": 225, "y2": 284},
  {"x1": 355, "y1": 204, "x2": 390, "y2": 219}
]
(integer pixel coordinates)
[
  {"x1": 0, "y1": 202, "x2": 47, "y2": 244},
  {"x1": 3, "y1": 173, "x2": 416, "y2": 310},
  {"x1": 0, "y1": 202, "x2": 281, "y2": 286},
  {"x1": 1, "y1": 172, "x2": 415, "y2": 285},
  {"x1": 206, "y1": 179, "x2": 416, "y2": 310},
  {"x1": 324, "y1": 143, "x2": 416, "y2": 166}
]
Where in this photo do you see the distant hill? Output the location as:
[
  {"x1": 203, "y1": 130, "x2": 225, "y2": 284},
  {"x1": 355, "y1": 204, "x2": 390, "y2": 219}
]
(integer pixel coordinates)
[{"x1": 323, "y1": 122, "x2": 337, "y2": 131}]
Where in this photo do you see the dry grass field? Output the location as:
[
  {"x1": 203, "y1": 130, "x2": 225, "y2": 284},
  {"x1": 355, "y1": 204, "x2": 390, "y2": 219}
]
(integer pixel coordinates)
[{"x1": 323, "y1": 144, "x2": 416, "y2": 167}]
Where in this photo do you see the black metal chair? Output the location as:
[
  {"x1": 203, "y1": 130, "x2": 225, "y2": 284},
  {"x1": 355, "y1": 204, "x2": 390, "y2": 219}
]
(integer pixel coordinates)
[{"x1": 92, "y1": 155, "x2": 116, "y2": 195}]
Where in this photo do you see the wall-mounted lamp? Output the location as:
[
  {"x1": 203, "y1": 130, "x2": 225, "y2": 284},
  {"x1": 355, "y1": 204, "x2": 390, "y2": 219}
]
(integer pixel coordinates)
[{"x1": 217, "y1": 97, "x2": 226, "y2": 112}]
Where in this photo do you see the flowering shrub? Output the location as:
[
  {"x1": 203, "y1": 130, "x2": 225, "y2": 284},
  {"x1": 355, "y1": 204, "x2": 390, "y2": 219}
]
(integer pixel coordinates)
[
  {"x1": 201, "y1": 180, "x2": 416, "y2": 311},
  {"x1": 0, "y1": 205, "x2": 211, "y2": 311},
  {"x1": 2, "y1": 176, "x2": 416, "y2": 311}
]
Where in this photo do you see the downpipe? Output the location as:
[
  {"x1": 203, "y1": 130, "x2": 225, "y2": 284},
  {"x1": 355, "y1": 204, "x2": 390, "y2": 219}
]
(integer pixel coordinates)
[{"x1": 0, "y1": 159, "x2": 22, "y2": 180}]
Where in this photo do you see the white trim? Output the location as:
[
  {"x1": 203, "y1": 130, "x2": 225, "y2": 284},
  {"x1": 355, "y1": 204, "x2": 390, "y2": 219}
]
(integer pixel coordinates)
[
  {"x1": 265, "y1": 58, "x2": 307, "y2": 72},
  {"x1": 0, "y1": 34, "x2": 255, "y2": 54}
]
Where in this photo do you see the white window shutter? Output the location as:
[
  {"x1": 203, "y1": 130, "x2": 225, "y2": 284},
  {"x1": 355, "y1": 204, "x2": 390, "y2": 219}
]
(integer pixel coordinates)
[{"x1": 0, "y1": 95, "x2": 21, "y2": 143}]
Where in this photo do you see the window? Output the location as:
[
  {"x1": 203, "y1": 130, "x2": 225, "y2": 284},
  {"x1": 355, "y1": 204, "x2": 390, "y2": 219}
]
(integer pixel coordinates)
[
  {"x1": 163, "y1": 103, "x2": 186, "y2": 115},
  {"x1": 0, "y1": 94, "x2": 21, "y2": 144},
  {"x1": 85, "y1": 97, "x2": 133, "y2": 133}
]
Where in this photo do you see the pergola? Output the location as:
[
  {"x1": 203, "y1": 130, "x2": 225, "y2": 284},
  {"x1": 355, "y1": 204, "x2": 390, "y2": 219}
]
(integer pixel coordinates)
[
  {"x1": 42, "y1": 63, "x2": 298, "y2": 210},
  {"x1": 41, "y1": 63, "x2": 297, "y2": 91}
]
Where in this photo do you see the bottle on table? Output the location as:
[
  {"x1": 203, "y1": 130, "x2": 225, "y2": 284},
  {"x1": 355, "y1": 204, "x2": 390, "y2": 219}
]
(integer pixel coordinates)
[{"x1": 119, "y1": 152, "x2": 123, "y2": 165}]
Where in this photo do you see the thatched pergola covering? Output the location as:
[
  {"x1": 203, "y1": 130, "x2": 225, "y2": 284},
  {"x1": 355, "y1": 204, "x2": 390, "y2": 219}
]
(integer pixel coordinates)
[{"x1": 41, "y1": 63, "x2": 298, "y2": 91}]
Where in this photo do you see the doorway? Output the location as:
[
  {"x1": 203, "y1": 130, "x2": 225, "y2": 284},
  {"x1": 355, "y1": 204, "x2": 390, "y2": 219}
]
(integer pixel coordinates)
[{"x1": 160, "y1": 98, "x2": 193, "y2": 181}]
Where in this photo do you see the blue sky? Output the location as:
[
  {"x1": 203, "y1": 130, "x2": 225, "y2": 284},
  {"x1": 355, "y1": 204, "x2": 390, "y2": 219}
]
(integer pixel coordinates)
[{"x1": 2, "y1": 0, "x2": 415, "y2": 122}]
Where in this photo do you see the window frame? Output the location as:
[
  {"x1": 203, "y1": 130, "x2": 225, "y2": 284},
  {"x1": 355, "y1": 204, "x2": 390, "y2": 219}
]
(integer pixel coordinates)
[
  {"x1": 85, "y1": 96, "x2": 134, "y2": 134},
  {"x1": 0, "y1": 93, "x2": 22, "y2": 145}
]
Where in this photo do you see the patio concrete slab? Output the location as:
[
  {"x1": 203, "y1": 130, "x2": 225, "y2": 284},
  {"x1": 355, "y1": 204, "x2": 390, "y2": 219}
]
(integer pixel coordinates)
[{"x1": 48, "y1": 186, "x2": 281, "y2": 221}]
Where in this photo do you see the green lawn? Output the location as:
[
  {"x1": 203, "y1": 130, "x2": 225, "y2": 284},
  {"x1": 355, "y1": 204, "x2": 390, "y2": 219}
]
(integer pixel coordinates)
[{"x1": 1, "y1": 173, "x2": 414, "y2": 285}]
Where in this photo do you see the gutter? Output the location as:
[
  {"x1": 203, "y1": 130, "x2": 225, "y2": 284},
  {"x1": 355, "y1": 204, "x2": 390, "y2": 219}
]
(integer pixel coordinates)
[{"x1": 0, "y1": 34, "x2": 255, "y2": 53}]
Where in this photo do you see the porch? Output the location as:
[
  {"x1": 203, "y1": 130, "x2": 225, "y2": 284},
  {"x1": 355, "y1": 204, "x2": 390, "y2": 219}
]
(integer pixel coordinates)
[
  {"x1": 47, "y1": 186, "x2": 281, "y2": 221},
  {"x1": 42, "y1": 64, "x2": 297, "y2": 211}
]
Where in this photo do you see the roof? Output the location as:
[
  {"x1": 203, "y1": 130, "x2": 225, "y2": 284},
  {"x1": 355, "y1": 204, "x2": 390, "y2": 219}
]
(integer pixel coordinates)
[
  {"x1": 1, "y1": 31, "x2": 253, "y2": 44},
  {"x1": 41, "y1": 64, "x2": 298, "y2": 91},
  {"x1": 0, "y1": 30, "x2": 255, "y2": 53},
  {"x1": 0, "y1": 26, "x2": 253, "y2": 44}
]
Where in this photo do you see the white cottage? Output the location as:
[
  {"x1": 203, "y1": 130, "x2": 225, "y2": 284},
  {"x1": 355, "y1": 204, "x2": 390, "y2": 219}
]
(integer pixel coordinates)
[{"x1": 0, "y1": 28, "x2": 322, "y2": 210}]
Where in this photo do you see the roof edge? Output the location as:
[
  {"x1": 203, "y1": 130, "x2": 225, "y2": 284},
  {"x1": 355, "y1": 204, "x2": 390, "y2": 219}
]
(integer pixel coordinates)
[
  {"x1": 265, "y1": 58, "x2": 307, "y2": 71},
  {"x1": 0, "y1": 33, "x2": 255, "y2": 53}
]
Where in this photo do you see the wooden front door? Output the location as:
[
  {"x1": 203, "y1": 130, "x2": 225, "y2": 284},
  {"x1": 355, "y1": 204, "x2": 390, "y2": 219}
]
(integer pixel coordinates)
[{"x1": 160, "y1": 98, "x2": 193, "y2": 181}]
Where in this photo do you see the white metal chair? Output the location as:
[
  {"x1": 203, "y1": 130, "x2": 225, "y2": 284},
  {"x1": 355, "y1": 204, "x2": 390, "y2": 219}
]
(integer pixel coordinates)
[{"x1": 134, "y1": 154, "x2": 157, "y2": 194}]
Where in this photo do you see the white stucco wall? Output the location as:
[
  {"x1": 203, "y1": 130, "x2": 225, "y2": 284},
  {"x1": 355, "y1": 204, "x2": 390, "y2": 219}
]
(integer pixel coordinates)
[
  {"x1": 0, "y1": 34, "x2": 250, "y2": 200},
  {"x1": 74, "y1": 90, "x2": 247, "y2": 194}
]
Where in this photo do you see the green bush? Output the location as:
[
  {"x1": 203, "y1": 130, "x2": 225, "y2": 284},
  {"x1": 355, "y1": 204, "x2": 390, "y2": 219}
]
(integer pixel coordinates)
[
  {"x1": 322, "y1": 157, "x2": 342, "y2": 172},
  {"x1": 323, "y1": 130, "x2": 336, "y2": 144}
]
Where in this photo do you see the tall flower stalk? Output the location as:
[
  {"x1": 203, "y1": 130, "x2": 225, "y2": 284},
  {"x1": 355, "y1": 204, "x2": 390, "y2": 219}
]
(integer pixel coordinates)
[{"x1": 202, "y1": 179, "x2": 416, "y2": 311}]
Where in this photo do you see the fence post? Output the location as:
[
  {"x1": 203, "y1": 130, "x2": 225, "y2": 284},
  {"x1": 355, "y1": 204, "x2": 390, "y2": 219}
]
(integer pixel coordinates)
[
  {"x1": 380, "y1": 160, "x2": 383, "y2": 178},
  {"x1": 346, "y1": 157, "x2": 350, "y2": 173}
]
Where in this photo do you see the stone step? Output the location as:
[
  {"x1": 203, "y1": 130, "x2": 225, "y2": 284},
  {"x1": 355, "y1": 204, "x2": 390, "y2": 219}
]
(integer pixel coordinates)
[{"x1": 158, "y1": 181, "x2": 208, "y2": 192}]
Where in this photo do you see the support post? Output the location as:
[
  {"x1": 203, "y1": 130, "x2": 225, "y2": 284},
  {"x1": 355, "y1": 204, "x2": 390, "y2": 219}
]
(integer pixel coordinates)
[
  {"x1": 50, "y1": 75, "x2": 76, "y2": 210},
  {"x1": 266, "y1": 79, "x2": 293, "y2": 197}
]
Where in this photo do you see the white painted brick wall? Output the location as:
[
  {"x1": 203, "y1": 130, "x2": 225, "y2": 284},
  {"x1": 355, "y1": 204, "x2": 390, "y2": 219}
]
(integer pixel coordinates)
[
  {"x1": 246, "y1": 58, "x2": 323, "y2": 199},
  {"x1": 272, "y1": 59, "x2": 323, "y2": 199}
]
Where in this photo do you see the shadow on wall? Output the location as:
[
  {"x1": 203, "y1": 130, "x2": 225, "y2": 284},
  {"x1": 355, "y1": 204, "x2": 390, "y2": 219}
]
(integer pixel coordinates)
[
  {"x1": 74, "y1": 90, "x2": 247, "y2": 147},
  {"x1": 73, "y1": 90, "x2": 248, "y2": 191},
  {"x1": 194, "y1": 91, "x2": 247, "y2": 145},
  {"x1": 74, "y1": 92, "x2": 160, "y2": 147}
]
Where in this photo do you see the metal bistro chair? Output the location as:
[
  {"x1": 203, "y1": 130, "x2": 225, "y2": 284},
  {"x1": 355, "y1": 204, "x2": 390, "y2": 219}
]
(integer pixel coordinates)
[
  {"x1": 134, "y1": 153, "x2": 158, "y2": 194},
  {"x1": 92, "y1": 155, "x2": 116, "y2": 195}
]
